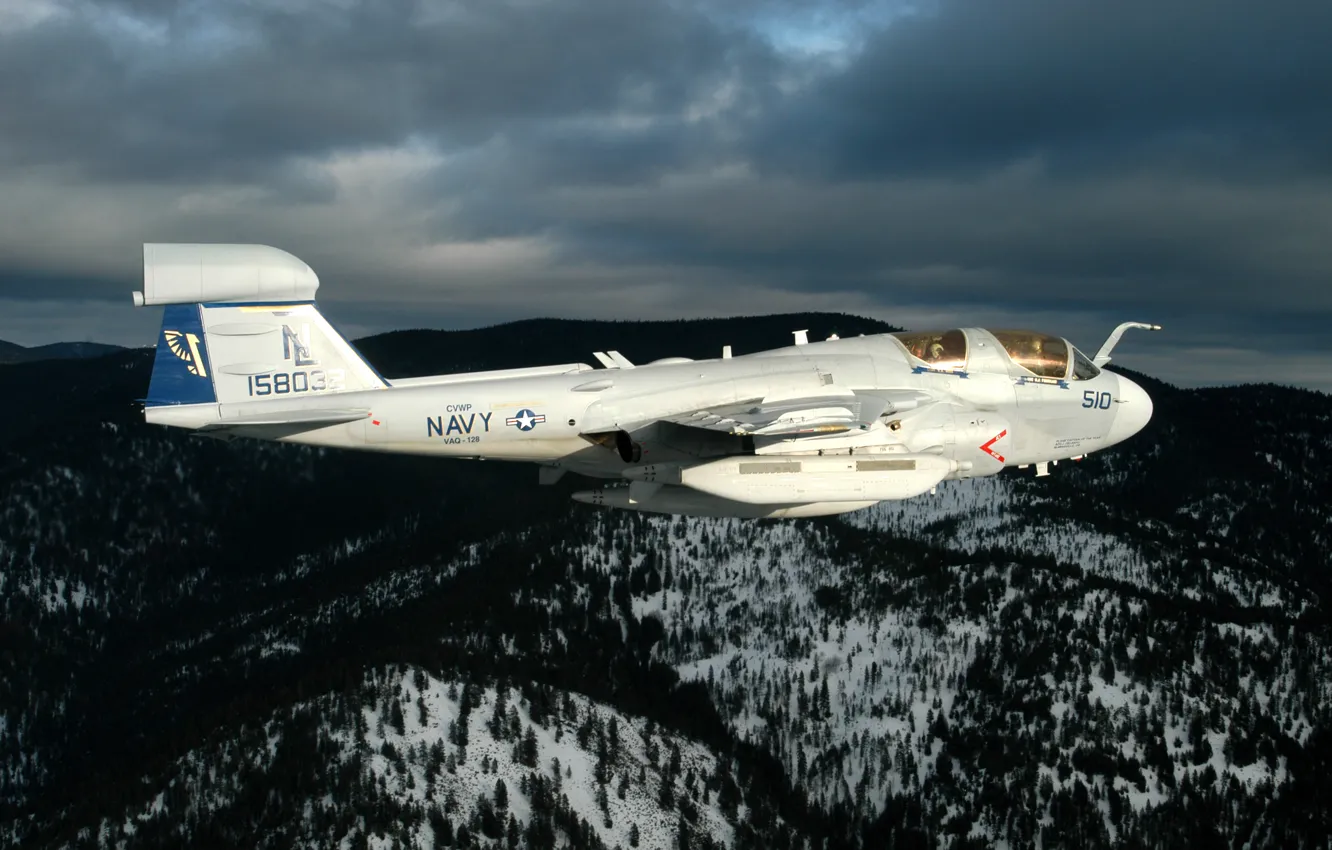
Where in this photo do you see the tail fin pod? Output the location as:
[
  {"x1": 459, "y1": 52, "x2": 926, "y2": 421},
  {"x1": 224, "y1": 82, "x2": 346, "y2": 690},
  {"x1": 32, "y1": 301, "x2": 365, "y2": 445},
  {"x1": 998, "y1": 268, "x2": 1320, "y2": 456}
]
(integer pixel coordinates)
[
  {"x1": 137, "y1": 244, "x2": 386, "y2": 407},
  {"x1": 135, "y1": 243, "x2": 319, "y2": 307}
]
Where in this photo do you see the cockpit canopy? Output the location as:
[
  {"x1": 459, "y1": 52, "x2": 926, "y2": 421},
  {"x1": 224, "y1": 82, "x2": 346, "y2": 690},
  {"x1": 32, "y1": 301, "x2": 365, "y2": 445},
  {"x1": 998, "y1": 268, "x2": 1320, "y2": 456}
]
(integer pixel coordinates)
[
  {"x1": 892, "y1": 330, "x2": 968, "y2": 371},
  {"x1": 892, "y1": 329, "x2": 1100, "y2": 381},
  {"x1": 991, "y1": 330, "x2": 1100, "y2": 380},
  {"x1": 989, "y1": 330, "x2": 1068, "y2": 378}
]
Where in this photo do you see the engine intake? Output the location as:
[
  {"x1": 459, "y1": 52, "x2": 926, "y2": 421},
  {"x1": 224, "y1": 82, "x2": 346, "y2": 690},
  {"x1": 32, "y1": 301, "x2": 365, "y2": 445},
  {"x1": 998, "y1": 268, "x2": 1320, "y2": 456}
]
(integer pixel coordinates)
[{"x1": 615, "y1": 430, "x2": 642, "y2": 463}]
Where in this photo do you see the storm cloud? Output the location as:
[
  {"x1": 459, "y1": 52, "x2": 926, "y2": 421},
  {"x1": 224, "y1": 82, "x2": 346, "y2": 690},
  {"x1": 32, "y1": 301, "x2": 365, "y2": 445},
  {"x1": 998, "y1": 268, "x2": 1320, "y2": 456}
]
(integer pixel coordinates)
[{"x1": 1, "y1": 0, "x2": 1329, "y2": 389}]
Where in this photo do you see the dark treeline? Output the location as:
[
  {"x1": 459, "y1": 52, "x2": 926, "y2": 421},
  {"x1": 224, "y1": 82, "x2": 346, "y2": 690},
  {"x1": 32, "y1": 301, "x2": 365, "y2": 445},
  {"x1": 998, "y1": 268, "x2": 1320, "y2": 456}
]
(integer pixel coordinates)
[{"x1": 1, "y1": 315, "x2": 1330, "y2": 848}]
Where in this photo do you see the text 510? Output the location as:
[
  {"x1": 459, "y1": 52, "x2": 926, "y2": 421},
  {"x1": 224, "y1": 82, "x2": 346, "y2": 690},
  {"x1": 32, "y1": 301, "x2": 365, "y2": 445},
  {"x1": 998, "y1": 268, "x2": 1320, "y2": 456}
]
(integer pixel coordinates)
[
  {"x1": 1082, "y1": 390, "x2": 1113, "y2": 409},
  {"x1": 247, "y1": 369, "x2": 346, "y2": 396}
]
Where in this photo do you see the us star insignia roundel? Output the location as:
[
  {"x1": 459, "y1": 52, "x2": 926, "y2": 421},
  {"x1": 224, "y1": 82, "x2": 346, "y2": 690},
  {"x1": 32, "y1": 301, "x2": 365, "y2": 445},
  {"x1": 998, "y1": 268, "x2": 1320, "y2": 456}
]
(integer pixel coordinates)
[{"x1": 506, "y1": 408, "x2": 546, "y2": 431}]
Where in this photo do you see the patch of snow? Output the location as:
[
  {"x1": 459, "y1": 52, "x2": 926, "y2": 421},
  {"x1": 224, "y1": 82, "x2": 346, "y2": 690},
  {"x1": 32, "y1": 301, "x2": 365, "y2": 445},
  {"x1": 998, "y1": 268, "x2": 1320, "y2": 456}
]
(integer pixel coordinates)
[
  {"x1": 259, "y1": 641, "x2": 301, "y2": 658},
  {"x1": 843, "y1": 477, "x2": 1152, "y2": 585}
]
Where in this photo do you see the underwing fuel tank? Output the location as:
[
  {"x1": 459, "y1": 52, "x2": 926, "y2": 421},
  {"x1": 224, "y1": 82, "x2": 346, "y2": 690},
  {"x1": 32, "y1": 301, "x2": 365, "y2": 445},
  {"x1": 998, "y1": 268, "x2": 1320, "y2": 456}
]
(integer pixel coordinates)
[
  {"x1": 571, "y1": 485, "x2": 877, "y2": 518},
  {"x1": 620, "y1": 454, "x2": 956, "y2": 505}
]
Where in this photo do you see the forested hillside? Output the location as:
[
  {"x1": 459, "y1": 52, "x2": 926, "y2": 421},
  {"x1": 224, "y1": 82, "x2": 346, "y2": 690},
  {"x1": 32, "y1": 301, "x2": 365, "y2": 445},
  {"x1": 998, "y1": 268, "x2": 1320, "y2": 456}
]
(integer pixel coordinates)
[{"x1": 1, "y1": 316, "x2": 1328, "y2": 848}]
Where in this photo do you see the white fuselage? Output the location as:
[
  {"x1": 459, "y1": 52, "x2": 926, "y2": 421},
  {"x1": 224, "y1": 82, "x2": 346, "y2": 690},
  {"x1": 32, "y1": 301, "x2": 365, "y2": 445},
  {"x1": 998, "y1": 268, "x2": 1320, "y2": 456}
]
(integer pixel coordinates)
[
  {"x1": 149, "y1": 328, "x2": 1151, "y2": 487},
  {"x1": 134, "y1": 244, "x2": 1157, "y2": 519}
]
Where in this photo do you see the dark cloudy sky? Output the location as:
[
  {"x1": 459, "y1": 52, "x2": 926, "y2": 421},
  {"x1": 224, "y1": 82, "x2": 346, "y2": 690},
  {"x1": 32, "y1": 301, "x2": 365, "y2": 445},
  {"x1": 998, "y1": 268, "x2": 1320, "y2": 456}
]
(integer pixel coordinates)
[{"x1": 2, "y1": 0, "x2": 1330, "y2": 389}]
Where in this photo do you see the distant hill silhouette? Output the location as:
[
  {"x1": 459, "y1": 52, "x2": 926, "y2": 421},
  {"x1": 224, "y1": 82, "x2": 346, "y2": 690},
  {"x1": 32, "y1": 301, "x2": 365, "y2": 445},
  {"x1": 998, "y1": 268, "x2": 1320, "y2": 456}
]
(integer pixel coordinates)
[
  {"x1": 353, "y1": 313, "x2": 898, "y2": 377},
  {"x1": 0, "y1": 339, "x2": 124, "y2": 365},
  {"x1": 0, "y1": 313, "x2": 875, "y2": 370},
  {"x1": 0, "y1": 339, "x2": 23, "y2": 360}
]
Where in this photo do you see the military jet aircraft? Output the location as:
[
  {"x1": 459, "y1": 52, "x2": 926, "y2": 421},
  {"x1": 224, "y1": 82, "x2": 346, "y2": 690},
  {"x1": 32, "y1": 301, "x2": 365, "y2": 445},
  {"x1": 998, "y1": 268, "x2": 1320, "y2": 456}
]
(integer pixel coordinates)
[{"x1": 135, "y1": 243, "x2": 1158, "y2": 518}]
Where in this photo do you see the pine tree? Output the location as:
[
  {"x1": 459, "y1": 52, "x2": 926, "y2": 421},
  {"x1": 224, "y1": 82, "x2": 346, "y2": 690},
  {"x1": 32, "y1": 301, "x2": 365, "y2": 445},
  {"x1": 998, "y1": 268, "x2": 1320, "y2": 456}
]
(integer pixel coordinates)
[
  {"x1": 489, "y1": 686, "x2": 509, "y2": 741},
  {"x1": 520, "y1": 726, "x2": 539, "y2": 768},
  {"x1": 428, "y1": 809, "x2": 452, "y2": 849},
  {"x1": 596, "y1": 723, "x2": 611, "y2": 785}
]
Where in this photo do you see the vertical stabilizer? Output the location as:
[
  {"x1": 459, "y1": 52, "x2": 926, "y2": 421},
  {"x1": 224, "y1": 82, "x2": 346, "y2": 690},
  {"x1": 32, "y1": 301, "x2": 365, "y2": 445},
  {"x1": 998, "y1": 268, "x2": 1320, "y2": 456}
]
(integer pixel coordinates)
[
  {"x1": 137, "y1": 243, "x2": 387, "y2": 408},
  {"x1": 146, "y1": 304, "x2": 218, "y2": 407},
  {"x1": 197, "y1": 302, "x2": 386, "y2": 404}
]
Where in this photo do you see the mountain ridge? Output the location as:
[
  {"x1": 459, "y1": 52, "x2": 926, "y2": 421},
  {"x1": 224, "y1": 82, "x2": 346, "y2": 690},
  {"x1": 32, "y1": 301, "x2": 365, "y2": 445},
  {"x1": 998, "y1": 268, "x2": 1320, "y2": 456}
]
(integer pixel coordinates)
[
  {"x1": 0, "y1": 340, "x2": 124, "y2": 365},
  {"x1": 1, "y1": 313, "x2": 1329, "y2": 848}
]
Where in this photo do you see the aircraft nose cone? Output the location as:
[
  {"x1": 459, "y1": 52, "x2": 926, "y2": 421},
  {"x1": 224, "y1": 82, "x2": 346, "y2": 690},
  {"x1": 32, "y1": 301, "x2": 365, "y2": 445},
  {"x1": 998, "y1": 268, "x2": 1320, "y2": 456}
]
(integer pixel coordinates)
[{"x1": 1109, "y1": 375, "x2": 1153, "y2": 444}]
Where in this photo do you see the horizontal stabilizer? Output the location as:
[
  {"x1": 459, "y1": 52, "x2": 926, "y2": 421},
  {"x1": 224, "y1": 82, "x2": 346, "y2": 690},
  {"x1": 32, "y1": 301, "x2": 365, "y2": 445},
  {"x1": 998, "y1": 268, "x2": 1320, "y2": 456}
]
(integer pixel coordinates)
[{"x1": 199, "y1": 408, "x2": 370, "y2": 431}]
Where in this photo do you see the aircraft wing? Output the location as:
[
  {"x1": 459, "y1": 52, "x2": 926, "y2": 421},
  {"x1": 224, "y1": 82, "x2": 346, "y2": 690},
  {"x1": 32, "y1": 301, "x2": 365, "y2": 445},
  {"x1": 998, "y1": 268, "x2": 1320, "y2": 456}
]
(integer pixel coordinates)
[
  {"x1": 659, "y1": 389, "x2": 933, "y2": 437},
  {"x1": 581, "y1": 365, "x2": 937, "y2": 439}
]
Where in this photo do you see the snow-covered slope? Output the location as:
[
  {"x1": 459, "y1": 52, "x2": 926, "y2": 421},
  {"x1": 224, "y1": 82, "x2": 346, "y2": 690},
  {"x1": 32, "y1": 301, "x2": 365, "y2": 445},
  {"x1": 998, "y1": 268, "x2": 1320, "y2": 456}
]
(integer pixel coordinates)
[
  {"x1": 88, "y1": 668, "x2": 749, "y2": 850},
  {"x1": 570, "y1": 477, "x2": 1332, "y2": 846},
  {"x1": 846, "y1": 475, "x2": 1305, "y2": 613}
]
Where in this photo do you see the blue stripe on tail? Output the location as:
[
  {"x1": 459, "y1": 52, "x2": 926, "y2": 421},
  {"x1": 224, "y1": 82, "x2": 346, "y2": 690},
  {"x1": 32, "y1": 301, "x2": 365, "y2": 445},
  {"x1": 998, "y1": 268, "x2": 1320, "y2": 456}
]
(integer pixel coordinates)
[{"x1": 146, "y1": 304, "x2": 217, "y2": 407}]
